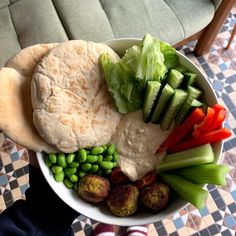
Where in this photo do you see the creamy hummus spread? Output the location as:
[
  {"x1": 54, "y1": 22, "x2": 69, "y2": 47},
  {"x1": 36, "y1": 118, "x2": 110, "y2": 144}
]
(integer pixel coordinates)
[{"x1": 111, "y1": 110, "x2": 172, "y2": 181}]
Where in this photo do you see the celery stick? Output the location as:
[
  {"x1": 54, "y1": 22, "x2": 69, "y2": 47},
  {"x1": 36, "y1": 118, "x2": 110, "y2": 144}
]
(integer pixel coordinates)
[
  {"x1": 175, "y1": 164, "x2": 229, "y2": 186},
  {"x1": 156, "y1": 144, "x2": 214, "y2": 172},
  {"x1": 161, "y1": 173, "x2": 208, "y2": 209}
]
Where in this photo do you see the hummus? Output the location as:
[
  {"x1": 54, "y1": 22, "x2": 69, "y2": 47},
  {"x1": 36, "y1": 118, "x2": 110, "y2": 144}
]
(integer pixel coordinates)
[{"x1": 111, "y1": 110, "x2": 172, "y2": 181}]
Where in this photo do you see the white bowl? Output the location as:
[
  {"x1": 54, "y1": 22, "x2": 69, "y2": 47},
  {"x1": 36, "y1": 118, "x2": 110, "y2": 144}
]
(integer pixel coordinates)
[{"x1": 37, "y1": 38, "x2": 222, "y2": 226}]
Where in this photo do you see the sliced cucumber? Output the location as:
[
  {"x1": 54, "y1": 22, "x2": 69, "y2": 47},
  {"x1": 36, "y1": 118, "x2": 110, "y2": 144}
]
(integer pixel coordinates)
[
  {"x1": 174, "y1": 65, "x2": 188, "y2": 73},
  {"x1": 175, "y1": 86, "x2": 202, "y2": 124},
  {"x1": 143, "y1": 81, "x2": 161, "y2": 122},
  {"x1": 182, "y1": 72, "x2": 197, "y2": 88},
  {"x1": 167, "y1": 69, "x2": 184, "y2": 89},
  {"x1": 151, "y1": 84, "x2": 175, "y2": 123},
  {"x1": 160, "y1": 89, "x2": 188, "y2": 130},
  {"x1": 191, "y1": 99, "x2": 203, "y2": 108}
]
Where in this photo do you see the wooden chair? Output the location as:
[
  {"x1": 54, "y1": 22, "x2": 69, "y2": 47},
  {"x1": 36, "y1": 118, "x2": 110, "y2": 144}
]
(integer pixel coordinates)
[{"x1": 173, "y1": 0, "x2": 236, "y2": 55}]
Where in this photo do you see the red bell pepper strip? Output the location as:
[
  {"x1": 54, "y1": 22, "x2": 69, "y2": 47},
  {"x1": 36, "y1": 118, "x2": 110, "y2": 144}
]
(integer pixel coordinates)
[
  {"x1": 192, "y1": 107, "x2": 215, "y2": 138},
  {"x1": 155, "y1": 108, "x2": 205, "y2": 154},
  {"x1": 209, "y1": 108, "x2": 226, "y2": 131},
  {"x1": 134, "y1": 171, "x2": 157, "y2": 190},
  {"x1": 168, "y1": 128, "x2": 231, "y2": 153},
  {"x1": 213, "y1": 104, "x2": 226, "y2": 113}
]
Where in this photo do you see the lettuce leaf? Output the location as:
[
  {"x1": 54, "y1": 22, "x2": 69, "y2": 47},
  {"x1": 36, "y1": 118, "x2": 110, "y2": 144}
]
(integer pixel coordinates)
[
  {"x1": 122, "y1": 34, "x2": 167, "y2": 87},
  {"x1": 100, "y1": 53, "x2": 142, "y2": 114},
  {"x1": 160, "y1": 41, "x2": 179, "y2": 69},
  {"x1": 100, "y1": 34, "x2": 179, "y2": 114}
]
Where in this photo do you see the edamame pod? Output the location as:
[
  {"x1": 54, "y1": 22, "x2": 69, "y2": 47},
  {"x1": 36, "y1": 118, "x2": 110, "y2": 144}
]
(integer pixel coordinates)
[
  {"x1": 52, "y1": 165, "x2": 63, "y2": 174},
  {"x1": 79, "y1": 171, "x2": 86, "y2": 178},
  {"x1": 74, "y1": 183, "x2": 78, "y2": 191},
  {"x1": 100, "y1": 161, "x2": 113, "y2": 170},
  {"x1": 45, "y1": 156, "x2": 52, "y2": 167},
  {"x1": 69, "y1": 174, "x2": 79, "y2": 183},
  {"x1": 64, "y1": 178, "x2": 74, "y2": 189},
  {"x1": 54, "y1": 172, "x2": 64, "y2": 182},
  {"x1": 64, "y1": 167, "x2": 77, "y2": 175},
  {"x1": 90, "y1": 165, "x2": 99, "y2": 173},
  {"x1": 57, "y1": 154, "x2": 67, "y2": 168},
  {"x1": 49, "y1": 154, "x2": 57, "y2": 164},
  {"x1": 78, "y1": 149, "x2": 87, "y2": 163},
  {"x1": 81, "y1": 163, "x2": 92, "y2": 171},
  {"x1": 104, "y1": 155, "x2": 113, "y2": 161},
  {"x1": 107, "y1": 144, "x2": 115, "y2": 155},
  {"x1": 69, "y1": 161, "x2": 79, "y2": 168},
  {"x1": 104, "y1": 169, "x2": 112, "y2": 175},
  {"x1": 87, "y1": 155, "x2": 98, "y2": 163},
  {"x1": 113, "y1": 151, "x2": 119, "y2": 162},
  {"x1": 102, "y1": 145, "x2": 107, "y2": 152},
  {"x1": 66, "y1": 153, "x2": 75, "y2": 164},
  {"x1": 97, "y1": 155, "x2": 103, "y2": 163},
  {"x1": 91, "y1": 146, "x2": 104, "y2": 155}
]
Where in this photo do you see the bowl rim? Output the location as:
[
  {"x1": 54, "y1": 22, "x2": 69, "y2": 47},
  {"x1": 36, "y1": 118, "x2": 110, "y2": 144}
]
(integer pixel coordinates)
[{"x1": 36, "y1": 38, "x2": 223, "y2": 226}]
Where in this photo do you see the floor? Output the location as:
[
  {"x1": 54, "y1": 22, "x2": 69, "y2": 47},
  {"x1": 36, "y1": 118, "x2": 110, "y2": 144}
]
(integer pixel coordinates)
[{"x1": 0, "y1": 8, "x2": 236, "y2": 236}]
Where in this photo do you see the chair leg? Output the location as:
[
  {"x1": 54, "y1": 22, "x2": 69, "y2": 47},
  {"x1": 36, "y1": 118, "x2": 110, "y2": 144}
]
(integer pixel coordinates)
[
  {"x1": 225, "y1": 24, "x2": 236, "y2": 50},
  {"x1": 194, "y1": 0, "x2": 235, "y2": 56}
]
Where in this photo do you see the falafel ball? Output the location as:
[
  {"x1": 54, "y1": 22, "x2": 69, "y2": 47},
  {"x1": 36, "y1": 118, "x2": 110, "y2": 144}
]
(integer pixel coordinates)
[
  {"x1": 107, "y1": 184, "x2": 139, "y2": 217},
  {"x1": 140, "y1": 182, "x2": 170, "y2": 212},
  {"x1": 78, "y1": 174, "x2": 110, "y2": 203}
]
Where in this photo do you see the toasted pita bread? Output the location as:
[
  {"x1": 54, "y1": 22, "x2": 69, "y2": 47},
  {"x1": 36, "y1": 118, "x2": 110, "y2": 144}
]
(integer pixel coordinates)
[
  {"x1": 0, "y1": 44, "x2": 57, "y2": 153},
  {"x1": 32, "y1": 40, "x2": 121, "y2": 153}
]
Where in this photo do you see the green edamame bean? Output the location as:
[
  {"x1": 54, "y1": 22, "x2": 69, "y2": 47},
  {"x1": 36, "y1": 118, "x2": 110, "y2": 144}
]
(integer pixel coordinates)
[
  {"x1": 52, "y1": 165, "x2": 63, "y2": 174},
  {"x1": 78, "y1": 149, "x2": 87, "y2": 163},
  {"x1": 49, "y1": 153, "x2": 57, "y2": 164},
  {"x1": 86, "y1": 150, "x2": 90, "y2": 155},
  {"x1": 91, "y1": 146, "x2": 104, "y2": 155},
  {"x1": 104, "y1": 155, "x2": 113, "y2": 161},
  {"x1": 100, "y1": 161, "x2": 113, "y2": 170},
  {"x1": 79, "y1": 171, "x2": 86, "y2": 178},
  {"x1": 101, "y1": 145, "x2": 107, "y2": 152},
  {"x1": 87, "y1": 155, "x2": 98, "y2": 163},
  {"x1": 97, "y1": 155, "x2": 103, "y2": 163},
  {"x1": 64, "y1": 167, "x2": 77, "y2": 175},
  {"x1": 66, "y1": 153, "x2": 75, "y2": 164},
  {"x1": 45, "y1": 156, "x2": 52, "y2": 167},
  {"x1": 113, "y1": 162, "x2": 117, "y2": 168},
  {"x1": 104, "y1": 169, "x2": 112, "y2": 175},
  {"x1": 74, "y1": 183, "x2": 78, "y2": 191},
  {"x1": 90, "y1": 165, "x2": 99, "y2": 173},
  {"x1": 57, "y1": 154, "x2": 67, "y2": 167},
  {"x1": 107, "y1": 144, "x2": 115, "y2": 155},
  {"x1": 113, "y1": 151, "x2": 119, "y2": 162},
  {"x1": 64, "y1": 178, "x2": 74, "y2": 189},
  {"x1": 69, "y1": 161, "x2": 79, "y2": 168},
  {"x1": 54, "y1": 172, "x2": 64, "y2": 182},
  {"x1": 69, "y1": 174, "x2": 79, "y2": 183},
  {"x1": 81, "y1": 163, "x2": 92, "y2": 171}
]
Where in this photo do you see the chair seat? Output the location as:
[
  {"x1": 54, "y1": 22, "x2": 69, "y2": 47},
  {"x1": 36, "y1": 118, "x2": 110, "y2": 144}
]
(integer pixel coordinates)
[{"x1": 0, "y1": 0, "x2": 215, "y2": 67}]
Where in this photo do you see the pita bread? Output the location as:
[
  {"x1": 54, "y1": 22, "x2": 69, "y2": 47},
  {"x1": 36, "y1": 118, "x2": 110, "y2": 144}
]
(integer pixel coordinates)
[
  {"x1": 32, "y1": 40, "x2": 121, "y2": 153},
  {"x1": 0, "y1": 44, "x2": 57, "y2": 153}
]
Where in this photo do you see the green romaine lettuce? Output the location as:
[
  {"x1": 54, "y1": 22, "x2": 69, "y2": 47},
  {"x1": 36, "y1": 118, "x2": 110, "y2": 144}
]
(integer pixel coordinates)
[
  {"x1": 100, "y1": 53, "x2": 143, "y2": 114},
  {"x1": 100, "y1": 34, "x2": 179, "y2": 114},
  {"x1": 160, "y1": 41, "x2": 179, "y2": 69}
]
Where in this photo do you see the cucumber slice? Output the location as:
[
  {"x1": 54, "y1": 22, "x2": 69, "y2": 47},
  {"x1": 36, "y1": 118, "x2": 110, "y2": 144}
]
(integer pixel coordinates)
[
  {"x1": 191, "y1": 99, "x2": 203, "y2": 108},
  {"x1": 151, "y1": 84, "x2": 175, "y2": 123},
  {"x1": 182, "y1": 72, "x2": 197, "y2": 88},
  {"x1": 143, "y1": 81, "x2": 161, "y2": 122},
  {"x1": 160, "y1": 89, "x2": 188, "y2": 130},
  {"x1": 167, "y1": 69, "x2": 184, "y2": 89},
  {"x1": 175, "y1": 86, "x2": 202, "y2": 124},
  {"x1": 174, "y1": 65, "x2": 188, "y2": 73}
]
